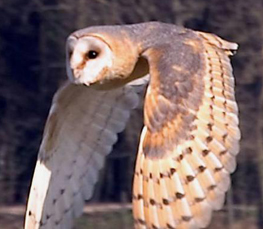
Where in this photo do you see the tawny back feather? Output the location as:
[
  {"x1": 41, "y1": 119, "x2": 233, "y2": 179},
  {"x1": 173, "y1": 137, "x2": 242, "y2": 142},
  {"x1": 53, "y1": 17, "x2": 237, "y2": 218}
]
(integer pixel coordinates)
[{"x1": 133, "y1": 30, "x2": 239, "y2": 229}]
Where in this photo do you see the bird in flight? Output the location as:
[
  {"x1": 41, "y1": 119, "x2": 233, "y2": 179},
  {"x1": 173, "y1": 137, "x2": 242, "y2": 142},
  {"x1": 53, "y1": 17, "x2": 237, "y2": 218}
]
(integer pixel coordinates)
[{"x1": 24, "y1": 22, "x2": 240, "y2": 229}]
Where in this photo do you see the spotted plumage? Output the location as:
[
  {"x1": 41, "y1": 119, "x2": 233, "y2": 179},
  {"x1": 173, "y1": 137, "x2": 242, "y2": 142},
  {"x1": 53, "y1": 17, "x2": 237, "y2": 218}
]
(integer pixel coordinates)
[{"x1": 25, "y1": 22, "x2": 240, "y2": 229}]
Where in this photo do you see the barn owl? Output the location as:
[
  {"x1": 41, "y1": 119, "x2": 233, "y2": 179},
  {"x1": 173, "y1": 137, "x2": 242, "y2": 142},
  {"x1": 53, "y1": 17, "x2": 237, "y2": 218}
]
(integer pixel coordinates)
[{"x1": 24, "y1": 22, "x2": 240, "y2": 229}]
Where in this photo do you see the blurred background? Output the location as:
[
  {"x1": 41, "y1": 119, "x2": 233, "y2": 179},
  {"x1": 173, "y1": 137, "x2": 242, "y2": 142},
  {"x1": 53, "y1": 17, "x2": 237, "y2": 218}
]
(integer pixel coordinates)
[{"x1": 0, "y1": 0, "x2": 262, "y2": 228}]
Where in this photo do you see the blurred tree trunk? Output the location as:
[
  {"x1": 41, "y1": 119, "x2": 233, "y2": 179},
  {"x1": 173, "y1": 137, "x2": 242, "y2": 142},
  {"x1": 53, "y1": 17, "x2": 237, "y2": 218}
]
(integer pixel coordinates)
[{"x1": 257, "y1": 78, "x2": 263, "y2": 226}]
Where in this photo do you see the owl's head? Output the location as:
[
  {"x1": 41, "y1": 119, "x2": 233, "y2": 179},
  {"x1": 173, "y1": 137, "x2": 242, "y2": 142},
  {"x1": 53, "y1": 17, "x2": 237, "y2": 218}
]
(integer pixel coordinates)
[{"x1": 66, "y1": 29, "x2": 146, "y2": 87}]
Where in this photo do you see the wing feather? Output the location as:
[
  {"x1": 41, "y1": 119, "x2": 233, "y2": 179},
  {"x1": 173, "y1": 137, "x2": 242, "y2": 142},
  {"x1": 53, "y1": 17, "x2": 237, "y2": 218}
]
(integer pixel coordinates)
[
  {"x1": 25, "y1": 80, "x2": 147, "y2": 229},
  {"x1": 133, "y1": 31, "x2": 239, "y2": 229}
]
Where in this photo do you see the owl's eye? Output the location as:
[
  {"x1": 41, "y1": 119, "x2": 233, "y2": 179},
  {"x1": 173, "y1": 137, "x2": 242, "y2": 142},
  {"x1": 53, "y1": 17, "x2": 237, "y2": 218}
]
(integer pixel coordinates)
[{"x1": 86, "y1": 50, "x2": 99, "y2": 59}]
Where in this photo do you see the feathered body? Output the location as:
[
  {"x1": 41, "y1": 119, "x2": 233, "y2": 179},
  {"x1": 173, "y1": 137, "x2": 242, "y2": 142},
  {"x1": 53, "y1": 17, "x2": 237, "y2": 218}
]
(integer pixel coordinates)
[{"x1": 25, "y1": 22, "x2": 240, "y2": 229}]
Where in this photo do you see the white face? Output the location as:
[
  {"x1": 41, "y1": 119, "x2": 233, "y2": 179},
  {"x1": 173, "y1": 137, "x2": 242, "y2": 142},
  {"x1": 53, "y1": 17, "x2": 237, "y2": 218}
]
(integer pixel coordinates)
[{"x1": 66, "y1": 36, "x2": 113, "y2": 85}]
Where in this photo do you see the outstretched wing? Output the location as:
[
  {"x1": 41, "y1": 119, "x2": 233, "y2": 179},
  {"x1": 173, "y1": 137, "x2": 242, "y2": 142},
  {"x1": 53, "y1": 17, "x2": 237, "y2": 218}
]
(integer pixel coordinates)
[
  {"x1": 25, "y1": 80, "x2": 147, "y2": 229},
  {"x1": 133, "y1": 31, "x2": 240, "y2": 229}
]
